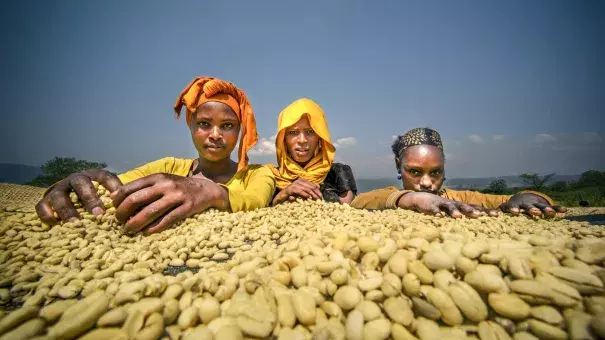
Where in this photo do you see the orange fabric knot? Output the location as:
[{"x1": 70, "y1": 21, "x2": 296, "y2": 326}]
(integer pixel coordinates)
[{"x1": 174, "y1": 77, "x2": 258, "y2": 171}]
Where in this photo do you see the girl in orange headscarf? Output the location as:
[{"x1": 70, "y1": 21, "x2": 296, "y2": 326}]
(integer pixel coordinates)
[
  {"x1": 36, "y1": 77, "x2": 276, "y2": 234},
  {"x1": 269, "y1": 98, "x2": 357, "y2": 205}
]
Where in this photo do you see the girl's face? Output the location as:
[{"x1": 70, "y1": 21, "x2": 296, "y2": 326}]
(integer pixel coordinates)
[
  {"x1": 284, "y1": 115, "x2": 321, "y2": 167},
  {"x1": 190, "y1": 102, "x2": 240, "y2": 162},
  {"x1": 400, "y1": 145, "x2": 445, "y2": 194}
]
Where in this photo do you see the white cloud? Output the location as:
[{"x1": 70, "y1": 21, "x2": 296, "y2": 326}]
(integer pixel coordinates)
[
  {"x1": 583, "y1": 132, "x2": 601, "y2": 143},
  {"x1": 492, "y1": 134, "x2": 505, "y2": 141},
  {"x1": 468, "y1": 134, "x2": 486, "y2": 144},
  {"x1": 249, "y1": 135, "x2": 276, "y2": 156},
  {"x1": 534, "y1": 133, "x2": 557, "y2": 144},
  {"x1": 333, "y1": 137, "x2": 357, "y2": 149}
]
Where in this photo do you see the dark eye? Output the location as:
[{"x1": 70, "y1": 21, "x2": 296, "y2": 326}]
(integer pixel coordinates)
[
  {"x1": 288, "y1": 130, "x2": 298, "y2": 135},
  {"x1": 409, "y1": 169, "x2": 420, "y2": 176},
  {"x1": 431, "y1": 170, "x2": 442, "y2": 176},
  {"x1": 198, "y1": 121, "x2": 210, "y2": 128},
  {"x1": 307, "y1": 129, "x2": 316, "y2": 135},
  {"x1": 222, "y1": 123, "x2": 234, "y2": 130}
]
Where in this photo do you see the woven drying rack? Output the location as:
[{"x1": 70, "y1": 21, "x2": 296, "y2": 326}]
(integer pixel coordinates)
[{"x1": 0, "y1": 183, "x2": 46, "y2": 211}]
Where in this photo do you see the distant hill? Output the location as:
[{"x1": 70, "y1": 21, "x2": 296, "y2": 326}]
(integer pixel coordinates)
[
  {"x1": 356, "y1": 178, "x2": 401, "y2": 193},
  {"x1": 444, "y1": 174, "x2": 581, "y2": 190},
  {"x1": 0, "y1": 163, "x2": 42, "y2": 185},
  {"x1": 356, "y1": 174, "x2": 582, "y2": 193}
]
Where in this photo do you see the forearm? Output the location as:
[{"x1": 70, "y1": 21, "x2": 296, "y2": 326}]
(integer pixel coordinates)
[
  {"x1": 394, "y1": 190, "x2": 415, "y2": 209},
  {"x1": 396, "y1": 191, "x2": 415, "y2": 210}
]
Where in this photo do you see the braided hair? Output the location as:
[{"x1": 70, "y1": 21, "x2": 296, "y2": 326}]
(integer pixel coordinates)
[{"x1": 392, "y1": 128, "x2": 444, "y2": 174}]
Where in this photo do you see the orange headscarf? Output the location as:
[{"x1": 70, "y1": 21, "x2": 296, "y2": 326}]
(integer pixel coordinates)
[
  {"x1": 174, "y1": 77, "x2": 258, "y2": 171},
  {"x1": 270, "y1": 98, "x2": 336, "y2": 189}
]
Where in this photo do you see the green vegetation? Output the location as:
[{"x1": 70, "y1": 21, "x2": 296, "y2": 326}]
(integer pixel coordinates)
[
  {"x1": 483, "y1": 170, "x2": 605, "y2": 207},
  {"x1": 27, "y1": 157, "x2": 107, "y2": 188},
  {"x1": 483, "y1": 179, "x2": 507, "y2": 194},
  {"x1": 543, "y1": 186, "x2": 605, "y2": 207},
  {"x1": 519, "y1": 173, "x2": 555, "y2": 191},
  {"x1": 17, "y1": 156, "x2": 605, "y2": 207}
]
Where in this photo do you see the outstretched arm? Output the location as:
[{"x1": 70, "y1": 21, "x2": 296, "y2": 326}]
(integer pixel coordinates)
[{"x1": 443, "y1": 189, "x2": 565, "y2": 218}]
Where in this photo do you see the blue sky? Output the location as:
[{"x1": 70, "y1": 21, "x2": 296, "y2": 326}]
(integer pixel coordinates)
[{"x1": 1, "y1": 0, "x2": 603, "y2": 179}]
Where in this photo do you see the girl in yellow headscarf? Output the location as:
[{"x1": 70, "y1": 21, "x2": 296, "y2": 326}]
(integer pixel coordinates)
[{"x1": 269, "y1": 98, "x2": 357, "y2": 205}]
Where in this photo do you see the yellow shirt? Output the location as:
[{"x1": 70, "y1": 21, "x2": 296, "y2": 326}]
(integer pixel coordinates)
[
  {"x1": 118, "y1": 157, "x2": 275, "y2": 212},
  {"x1": 351, "y1": 186, "x2": 555, "y2": 210}
]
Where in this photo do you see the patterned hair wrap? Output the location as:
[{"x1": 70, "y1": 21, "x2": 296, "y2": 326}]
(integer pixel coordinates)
[
  {"x1": 401, "y1": 127, "x2": 443, "y2": 150},
  {"x1": 392, "y1": 127, "x2": 444, "y2": 173}
]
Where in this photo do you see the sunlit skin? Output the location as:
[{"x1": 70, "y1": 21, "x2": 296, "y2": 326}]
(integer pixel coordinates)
[
  {"x1": 36, "y1": 101, "x2": 239, "y2": 234},
  {"x1": 397, "y1": 145, "x2": 486, "y2": 218},
  {"x1": 111, "y1": 102, "x2": 237, "y2": 233},
  {"x1": 284, "y1": 115, "x2": 320, "y2": 167},
  {"x1": 400, "y1": 145, "x2": 445, "y2": 195},
  {"x1": 273, "y1": 115, "x2": 354, "y2": 205},
  {"x1": 397, "y1": 144, "x2": 565, "y2": 218},
  {"x1": 189, "y1": 101, "x2": 240, "y2": 183}
]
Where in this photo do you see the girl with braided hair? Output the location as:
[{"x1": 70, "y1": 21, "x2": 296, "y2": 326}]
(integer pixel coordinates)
[
  {"x1": 352, "y1": 128, "x2": 565, "y2": 218},
  {"x1": 36, "y1": 77, "x2": 276, "y2": 234}
]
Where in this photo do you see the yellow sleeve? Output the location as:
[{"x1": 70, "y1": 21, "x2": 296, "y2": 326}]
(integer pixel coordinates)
[
  {"x1": 117, "y1": 157, "x2": 193, "y2": 184},
  {"x1": 442, "y1": 189, "x2": 556, "y2": 210},
  {"x1": 351, "y1": 187, "x2": 410, "y2": 210},
  {"x1": 221, "y1": 165, "x2": 276, "y2": 212},
  {"x1": 442, "y1": 189, "x2": 511, "y2": 210}
]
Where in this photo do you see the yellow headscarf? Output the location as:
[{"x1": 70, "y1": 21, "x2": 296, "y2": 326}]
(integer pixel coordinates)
[{"x1": 270, "y1": 98, "x2": 336, "y2": 189}]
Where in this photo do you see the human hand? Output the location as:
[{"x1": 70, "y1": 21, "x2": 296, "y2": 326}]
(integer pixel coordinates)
[
  {"x1": 273, "y1": 178, "x2": 323, "y2": 205},
  {"x1": 466, "y1": 203, "x2": 501, "y2": 217},
  {"x1": 397, "y1": 191, "x2": 487, "y2": 218},
  {"x1": 36, "y1": 169, "x2": 122, "y2": 224},
  {"x1": 111, "y1": 173, "x2": 228, "y2": 234},
  {"x1": 500, "y1": 193, "x2": 566, "y2": 218}
]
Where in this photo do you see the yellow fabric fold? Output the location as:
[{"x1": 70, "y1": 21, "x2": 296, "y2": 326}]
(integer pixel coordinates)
[
  {"x1": 269, "y1": 98, "x2": 336, "y2": 189},
  {"x1": 351, "y1": 187, "x2": 557, "y2": 211},
  {"x1": 441, "y1": 189, "x2": 555, "y2": 210}
]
